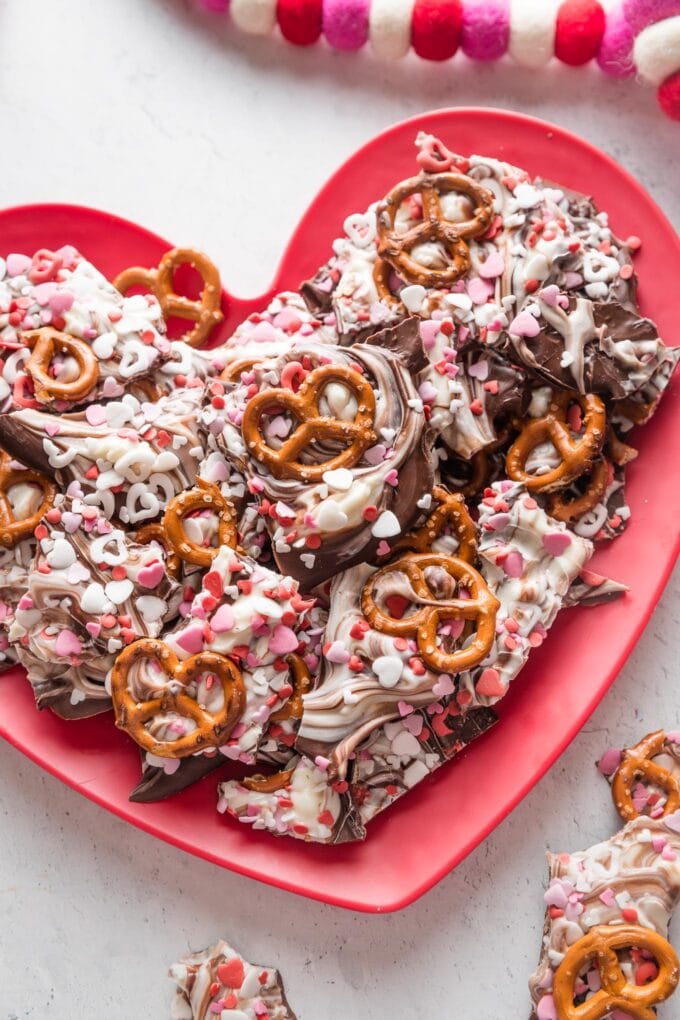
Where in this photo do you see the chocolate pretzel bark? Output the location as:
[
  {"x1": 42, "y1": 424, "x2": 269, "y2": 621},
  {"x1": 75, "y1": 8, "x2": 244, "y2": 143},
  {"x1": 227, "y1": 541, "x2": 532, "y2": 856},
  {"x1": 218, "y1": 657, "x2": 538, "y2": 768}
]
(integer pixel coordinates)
[
  {"x1": 113, "y1": 546, "x2": 323, "y2": 793},
  {"x1": 169, "y1": 939, "x2": 297, "y2": 1020},
  {"x1": 0, "y1": 539, "x2": 35, "y2": 669},
  {"x1": 0, "y1": 387, "x2": 207, "y2": 527},
  {"x1": 457, "y1": 482, "x2": 596, "y2": 707},
  {"x1": 0, "y1": 246, "x2": 169, "y2": 411},
  {"x1": 9, "y1": 494, "x2": 177, "y2": 718},
  {"x1": 206, "y1": 339, "x2": 435, "y2": 587},
  {"x1": 529, "y1": 816, "x2": 680, "y2": 1019},
  {"x1": 599, "y1": 730, "x2": 680, "y2": 824}
]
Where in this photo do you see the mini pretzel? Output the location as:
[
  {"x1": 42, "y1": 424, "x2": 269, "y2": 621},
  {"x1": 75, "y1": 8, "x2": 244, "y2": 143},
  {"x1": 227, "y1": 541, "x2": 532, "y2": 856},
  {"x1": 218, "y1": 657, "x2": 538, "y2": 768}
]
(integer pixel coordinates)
[
  {"x1": 387, "y1": 486, "x2": 476, "y2": 564},
  {"x1": 134, "y1": 522, "x2": 181, "y2": 579},
  {"x1": 220, "y1": 359, "x2": 258, "y2": 383},
  {"x1": 361, "y1": 553, "x2": 499, "y2": 675},
  {"x1": 375, "y1": 172, "x2": 495, "y2": 290},
  {"x1": 21, "y1": 327, "x2": 99, "y2": 404},
  {"x1": 506, "y1": 391, "x2": 606, "y2": 493},
  {"x1": 547, "y1": 458, "x2": 610, "y2": 523},
  {"x1": 241, "y1": 364, "x2": 377, "y2": 483},
  {"x1": 0, "y1": 453, "x2": 56, "y2": 548},
  {"x1": 162, "y1": 478, "x2": 237, "y2": 569},
  {"x1": 241, "y1": 766, "x2": 295, "y2": 793},
  {"x1": 611, "y1": 730, "x2": 680, "y2": 823},
  {"x1": 553, "y1": 924, "x2": 680, "y2": 1020},
  {"x1": 111, "y1": 638, "x2": 245, "y2": 758},
  {"x1": 113, "y1": 248, "x2": 223, "y2": 348},
  {"x1": 131, "y1": 377, "x2": 164, "y2": 404},
  {"x1": 269, "y1": 654, "x2": 312, "y2": 724}
]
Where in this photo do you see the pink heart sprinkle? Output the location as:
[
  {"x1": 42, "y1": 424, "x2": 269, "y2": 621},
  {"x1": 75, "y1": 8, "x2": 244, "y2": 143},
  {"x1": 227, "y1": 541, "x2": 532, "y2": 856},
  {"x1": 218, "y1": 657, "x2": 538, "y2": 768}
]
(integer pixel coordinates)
[
  {"x1": 211, "y1": 604, "x2": 235, "y2": 633},
  {"x1": 6, "y1": 253, "x2": 32, "y2": 277},
  {"x1": 502, "y1": 550, "x2": 524, "y2": 578},
  {"x1": 85, "y1": 405, "x2": 107, "y2": 427},
  {"x1": 384, "y1": 469, "x2": 398, "y2": 487},
  {"x1": 43, "y1": 420, "x2": 61, "y2": 437},
  {"x1": 398, "y1": 700, "x2": 414, "y2": 717},
  {"x1": 467, "y1": 276, "x2": 493, "y2": 305},
  {"x1": 376, "y1": 540, "x2": 391, "y2": 557},
  {"x1": 487, "y1": 513, "x2": 510, "y2": 532},
  {"x1": 478, "y1": 251, "x2": 505, "y2": 279},
  {"x1": 599, "y1": 888, "x2": 616, "y2": 907},
  {"x1": 544, "y1": 884, "x2": 569, "y2": 909},
  {"x1": 403, "y1": 714, "x2": 423, "y2": 737},
  {"x1": 662, "y1": 844, "x2": 677, "y2": 861},
  {"x1": 508, "y1": 309, "x2": 540, "y2": 338},
  {"x1": 250, "y1": 321, "x2": 277, "y2": 343},
  {"x1": 32, "y1": 282, "x2": 58, "y2": 306},
  {"x1": 137, "y1": 562, "x2": 165, "y2": 589},
  {"x1": 597, "y1": 747, "x2": 622, "y2": 776},
  {"x1": 48, "y1": 290, "x2": 74, "y2": 314},
  {"x1": 664, "y1": 810, "x2": 680, "y2": 834},
  {"x1": 536, "y1": 995, "x2": 557, "y2": 1020},
  {"x1": 419, "y1": 320, "x2": 440, "y2": 350},
  {"x1": 467, "y1": 359, "x2": 489, "y2": 381},
  {"x1": 55, "y1": 628, "x2": 82, "y2": 657},
  {"x1": 476, "y1": 668, "x2": 505, "y2": 699},
  {"x1": 539, "y1": 284, "x2": 560, "y2": 308},
  {"x1": 176, "y1": 626, "x2": 205, "y2": 655},
  {"x1": 86, "y1": 622, "x2": 101, "y2": 639},
  {"x1": 432, "y1": 674, "x2": 455, "y2": 699},
  {"x1": 268, "y1": 624, "x2": 299, "y2": 656},
  {"x1": 542, "y1": 531, "x2": 572, "y2": 557}
]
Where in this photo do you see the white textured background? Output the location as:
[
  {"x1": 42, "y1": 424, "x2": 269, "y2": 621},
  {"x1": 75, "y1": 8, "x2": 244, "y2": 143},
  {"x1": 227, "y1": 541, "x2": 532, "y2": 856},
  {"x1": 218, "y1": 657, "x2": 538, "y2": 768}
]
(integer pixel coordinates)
[{"x1": 0, "y1": 1, "x2": 679, "y2": 1017}]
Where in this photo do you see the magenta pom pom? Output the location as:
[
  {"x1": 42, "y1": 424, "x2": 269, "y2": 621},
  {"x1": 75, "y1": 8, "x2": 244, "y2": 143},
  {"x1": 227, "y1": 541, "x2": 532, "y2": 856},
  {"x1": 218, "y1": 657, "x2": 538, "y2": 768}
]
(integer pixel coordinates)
[
  {"x1": 597, "y1": 1, "x2": 635, "y2": 77},
  {"x1": 658, "y1": 68, "x2": 680, "y2": 119},
  {"x1": 623, "y1": 0, "x2": 680, "y2": 35},
  {"x1": 323, "y1": 0, "x2": 370, "y2": 50},
  {"x1": 461, "y1": 0, "x2": 509, "y2": 60}
]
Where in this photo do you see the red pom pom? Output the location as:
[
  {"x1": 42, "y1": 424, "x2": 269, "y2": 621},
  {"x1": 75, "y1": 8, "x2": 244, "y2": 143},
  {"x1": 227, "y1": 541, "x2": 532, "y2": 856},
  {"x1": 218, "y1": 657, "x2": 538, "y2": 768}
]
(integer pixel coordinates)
[
  {"x1": 658, "y1": 71, "x2": 680, "y2": 121},
  {"x1": 555, "y1": 0, "x2": 605, "y2": 66},
  {"x1": 277, "y1": 0, "x2": 323, "y2": 45},
  {"x1": 412, "y1": 0, "x2": 463, "y2": 62}
]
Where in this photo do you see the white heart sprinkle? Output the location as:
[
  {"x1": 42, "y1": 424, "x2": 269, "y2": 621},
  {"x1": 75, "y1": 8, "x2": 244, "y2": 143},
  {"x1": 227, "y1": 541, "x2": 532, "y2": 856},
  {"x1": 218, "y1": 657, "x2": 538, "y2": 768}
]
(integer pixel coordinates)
[
  {"x1": 322, "y1": 468, "x2": 353, "y2": 492},
  {"x1": 81, "y1": 582, "x2": 110, "y2": 615},
  {"x1": 371, "y1": 511, "x2": 400, "y2": 538},
  {"x1": 391, "y1": 730, "x2": 421, "y2": 756},
  {"x1": 316, "y1": 502, "x2": 349, "y2": 532},
  {"x1": 46, "y1": 539, "x2": 76, "y2": 570},
  {"x1": 373, "y1": 655, "x2": 403, "y2": 688},
  {"x1": 105, "y1": 579, "x2": 134, "y2": 605},
  {"x1": 400, "y1": 284, "x2": 426, "y2": 313},
  {"x1": 300, "y1": 552, "x2": 316, "y2": 570},
  {"x1": 135, "y1": 596, "x2": 167, "y2": 623},
  {"x1": 91, "y1": 332, "x2": 117, "y2": 360}
]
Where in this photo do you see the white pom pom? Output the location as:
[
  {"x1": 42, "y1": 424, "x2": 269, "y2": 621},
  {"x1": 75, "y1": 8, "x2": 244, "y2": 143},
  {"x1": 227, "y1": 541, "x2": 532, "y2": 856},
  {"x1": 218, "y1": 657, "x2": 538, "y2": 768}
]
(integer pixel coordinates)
[
  {"x1": 509, "y1": 0, "x2": 558, "y2": 69},
  {"x1": 369, "y1": 0, "x2": 415, "y2": 59},
  {"x1": 634, "y1": 16, "x2": 680, "y2": 87},
  {"x1": 230, "y1": 0, "x2": 276, "y2": 35}
]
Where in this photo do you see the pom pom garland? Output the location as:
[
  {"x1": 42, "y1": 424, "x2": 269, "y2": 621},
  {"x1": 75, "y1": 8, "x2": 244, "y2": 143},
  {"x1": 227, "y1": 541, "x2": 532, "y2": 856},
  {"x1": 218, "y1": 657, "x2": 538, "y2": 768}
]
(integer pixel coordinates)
[
  {"x1": 555, "y1": 0, "x2": 606, "y2": 65},
  {"x1": 191, "y1": 0, "x2": 680, "y2": 121},
  {"x1": 411, "y1": 0, "x2": 463, "y2": 62},
  {"x1": 461, "y1": 0, "x2": 509, "y2": 61}
]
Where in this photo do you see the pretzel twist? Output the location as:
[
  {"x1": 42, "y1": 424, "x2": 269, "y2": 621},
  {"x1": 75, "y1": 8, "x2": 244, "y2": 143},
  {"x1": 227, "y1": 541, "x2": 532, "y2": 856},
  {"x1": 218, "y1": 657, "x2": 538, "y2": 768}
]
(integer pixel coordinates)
[
  {"x1": 387, "y1": 486, "x2": 476, "y2": 563},
  {"x1": 506, "y1": 391, "x2": 606, "y2": 493},
  {"x1": 269, "y1": 653, "x2": 312, "y2": 724},
  {"x1": 241, "y1": 767, "x2": 296, "y2": 793},
  {"x1": 547, "y1": 457, "x2": 610, "y2": 523},
  {"x1": 0, "y1": 453, "x2": 57, "y2": 548},
  {"x1": 134, "y1": 522, "x2": 182, "y2": 579},
  {"x1": 361, "y1": 553, "x2": 499, "y2": 675},
  {"x1": 374, "y1": 172, "x2": 495, "y2": 294},
  {"x1": 241, "y1": 363, "x2": 377, "y2": 482},
  {"x1": 21, "y1": 327, "x2": 99, "y2": 404},
  {"x1": 162, "y1": 478, "x2": 237, "y2": 569},
  {"x1": 113, "y1": 248, "x2": 223, "y2": 348},
  {"x1": 111, "y1": 638, "x2": 245, "y2": 758},
  {"x1": 611, "y1": 730, "x2": 680, "y2": 823},
  {"x1": 552, "y1": 924, "x2": 680, "y2": 1020}
]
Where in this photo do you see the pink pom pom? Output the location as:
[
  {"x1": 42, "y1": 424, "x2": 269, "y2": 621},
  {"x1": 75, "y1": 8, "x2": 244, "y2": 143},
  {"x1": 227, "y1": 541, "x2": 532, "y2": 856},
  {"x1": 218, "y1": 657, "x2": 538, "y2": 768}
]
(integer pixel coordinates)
[
  {"x1": 461, "y1": 0, "x2": 509, "y2": 60},
  {"x1": 323, "y1": 0, "x2": 370, "y2": 50},
  {"x1": 555, "y1": 0, "x2": 605, "y2": 65},
  {"x1": 658, "y1": 68, "x2": 680, "y2": 118},
  {"x1": 597, "y1": 1, "x2": 635, "y2": 76},
  {"x1": 623, "y1": 0, "x2": 680, "y2": 35},
  {"x1": 195, "y1": 0, "x2": 229, "y2": 9}
]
